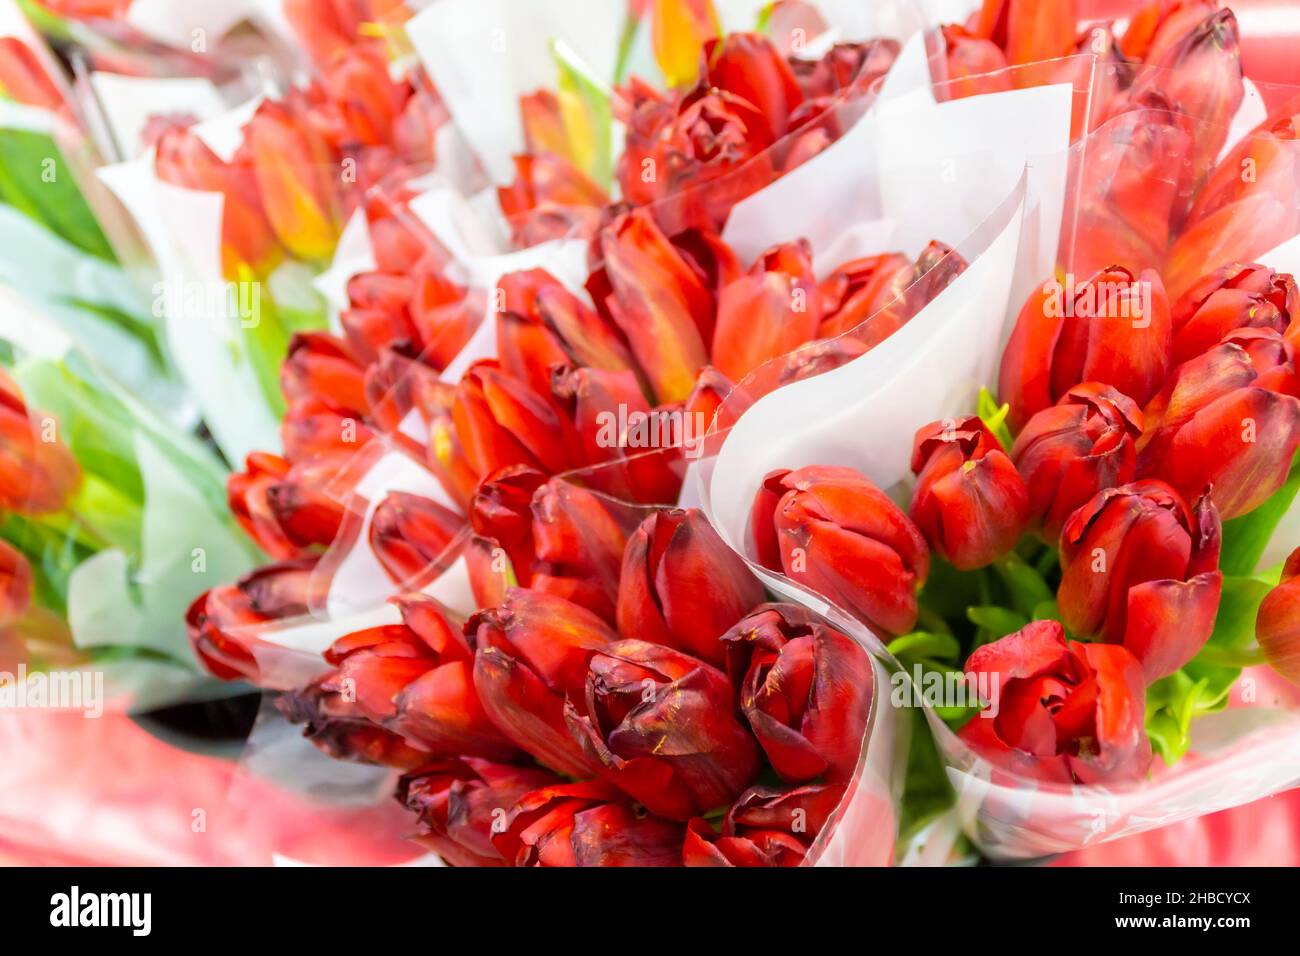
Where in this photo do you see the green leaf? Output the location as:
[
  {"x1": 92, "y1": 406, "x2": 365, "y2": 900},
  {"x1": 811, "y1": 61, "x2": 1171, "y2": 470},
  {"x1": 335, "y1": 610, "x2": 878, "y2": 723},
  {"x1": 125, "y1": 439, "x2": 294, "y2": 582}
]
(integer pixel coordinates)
[
  {"x1": 1192, "y1": 575, "x2": 1271, "y2": 668},
  {"x1": 551, "y1": 39, "x2": 615, "y2": 188},
  {"x1": 1220, "y1": 454, "x2": 1300, "y2": 576},
  {"x1": 966, "y1": 605, "x2": 1029, "y2": 638},
  {"x1": 888, "y1": 631, "x2": 962, "y2": 666},
  {"x1": 991, "y1": 551, "x2": 1054, "y2": 618}
]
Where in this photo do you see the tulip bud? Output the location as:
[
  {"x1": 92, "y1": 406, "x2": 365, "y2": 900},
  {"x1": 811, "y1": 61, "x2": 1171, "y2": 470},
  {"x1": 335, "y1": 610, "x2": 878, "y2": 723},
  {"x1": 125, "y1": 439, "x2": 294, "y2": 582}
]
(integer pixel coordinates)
[
  {"x1": 564, "y1": 639, "x2": 760, "y2": 820},
  {"x1": 1059, "y1": 481, "x2": 1223, "y2": 680},
  {"x1": 468, "y1": 588, "x2": 617, "y2": 777},
  {"x1": 492, "y1": 779, "x2": 684, "y2": 867},
  {"x1": 341, "y1": 272, "x2": 418, "y2": 362},
  {"x1": 722, "y1": 604, "x2": 873, "y2": 784},
  {"x1": 1170, "y1": 262, "x2": 1297, "y2": 365},
  {"x1": 399, "y1": 757, "x2": 560, "y2": 868},
  {"x1": 242, "y1": 100, "x2": 340, "y2": 263},
  {"x1": 1139, "y1": 328, "x2": 1300, "y2": 518},
  {"x1": 752, "y1": 466, "x2": 930, "y2": 637},
  {"x1": 320, "y1": 45, "x2": 404, "y2": 148},
  {"x1": 529, "y1": 478, "x2": 631, "y2": 622},
  {"x1": 617, "y1": 508, "x2": 764, "y2": 667},
  {"x1": 469, "y1": 465, "x2": 548, "y2": 585},
  {"x1": 1258, "y1": 549, "x2": 1300, "y2": 685},
  {"x1": 683, "y1": 782, "x2": 844, "y2": 867},
  {"x1": 999, "y1": 266, "x2": 1172, "y2": 430},
  {"x1": 281, "y1": 397, "x2": 375, "y2": 462},
  {"x1": 1012, "y1": 383, "x2": 1144, "y2": 542},
  {"x1": 651, "y1": 0, "x2": 721, "y2": 88},
  {"x1": 959, "y1": 620, "x2": 1152, "y2": 784},
  {"x1": 909, "y1": 416, "x2": 1029, "y2": 570},
  {"x1": 369, "y1": 491, "x2": 465, "y2": 587}
]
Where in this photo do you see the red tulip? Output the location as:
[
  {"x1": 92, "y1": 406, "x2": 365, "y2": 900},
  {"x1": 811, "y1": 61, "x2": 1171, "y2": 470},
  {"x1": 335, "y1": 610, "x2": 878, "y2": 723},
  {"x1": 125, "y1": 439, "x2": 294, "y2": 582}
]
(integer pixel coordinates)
[
  {"x1": 683, "y1": 782, "x2": 844, "y2": 866},
  {"x1": 704, "y1": 32, "x2": 804, "y2": 143},
  {"x1": 452, "y1": 360, "x2": 582, "y2": 478},
  {"x1": 973, "y1": 0, "x2": 1078, "y2": 67},
  {"x1": 1011, "y1": 383, "x2": 1144, "y2": 541},
  {"x1": 280, "y1": 332, "x2": 368, "y2": 416},
  {"x1": 241, "y1": 100, "x2": 340, "y2": 263},
  {"x1": 318, "y1": 45, "x2": 405, "y2": 148},
  {"x1": 788, "y1": 39, "x2": 899, "y2": 101},
  {"x1": 1165, "y1": 98, "x2": 1300, "y2": 303},
  {"x1": 1138, "y1": 327, "x2": 1300, "y2": 519},
  {"x1": 1059, "y1": 481, "x2": 1222, "y2": 680},
  {"x1": 722, "y1": 604, "x2": 873, "y2": 784},
  {"x1": 819, "y1": 243, "x2": 967, "y2": 345},
  {"x1": 497, "y1": 154, "x2": 607, "y2": 247},
  {"x1": 712, "y1": 240, "x2": 821, "y2": 382},
  {"x1": 280, "y1": 397, "x2": 375, "y2": 462},
  {"x1": 412, "y1": 381, "x2": 479, "y2": 510},
  {"x1": 0, "y1": 36, "x2": 66, "y2": 112},
  {"x1": 1170, "y1": 262, "x2": 1298, "y2": 366},
  {"x1": 595, "y1": 209, "x2": 714, "y2": 403},
  {"x1": 751, "y1": 466, "x2": 930, "y2": 637},
  {"x1": 0, "y1": 539, "x2": 32, "y2": 624},
  {"x1": 564, "y1": 639, "x2": 760, "y2": 820},
  {"x1": 999, "y1": 266, "x2": 1171, "y2": 431},
  {"x1": 959, "y1": 620, "x2": 1152, "y2": 784},
  {"x1": 1120, "y1": 0, "x2": 1218, "y2": 63},
  {"x1": 154, "y1": 122, "x2": 284, "y2": 277},
  {"x1": 528, "y1": 478, "x2": 632, "y2": 622},
  {"x1": 399, "y1": 757, "x2": 560, "y2": 868},
  {"x1": 468, "y1": 588, "x2": 617, "y2": 778},
  {"x1": 1258, "y1": 548, "x2": 1300, "y2": 686},
  {"x1": 186, "y1": 558, "x2": 322, "y2": 684},
  {"x1": 0, "y1": 373, "x2": 80, "y2": 515},
  {"x1": 300, "y1": 595, "x2": 517, "y2": 761},
  {"x1": 1107, "y1": 8, "x2": 1243, "y2": 188},
  {"x1": 492, "y1": 780, "x2": 684, "y2": 867},
  {"x1": 227, "y1": 452, "x2": 347, "y2": 559},
  {"x1": 364, "y1": 347, "x2": 446, "y2": 435},
  {"x1": 939, "y1": 25, "x2": 1013, "y2": 100},
  {"x1": 468, "y1": 465, "x2": 547, "y2": 585},
  {"x1": 617, "y1": 508, "x2": 765, "y2": 667},
  {"x1": 341, "y1": 272, "x2": 419, "y2": 363},
  {"x1": 369, "y1": 491, "x2": 465, "y2": 587},
  {"x1": 408, "y1": 270, "x2": 481, "y2": 371},
  {"x1": 910, "y1": 416, "x2": 1029, "y2": 570}
]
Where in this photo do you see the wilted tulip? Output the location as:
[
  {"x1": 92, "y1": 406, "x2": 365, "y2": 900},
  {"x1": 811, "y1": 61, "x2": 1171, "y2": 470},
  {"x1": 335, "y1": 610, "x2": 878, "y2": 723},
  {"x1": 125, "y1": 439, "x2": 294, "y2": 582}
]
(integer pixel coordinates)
[
  {"x1": 241, "y1": 100, "x2": 340, "y2": 263},
  {"x1": 617, "y1": 508, "x2": 764, "y2": 667},
  {"x1": 999, "y1": 266, "x2": 1172, "y2": 431},
  {"x1": 1170, "y1": 262, "x2": 1297, "y2": 365},
  {"x1": 1258, "y1": 548, "x2": 1300, "y2": 686},
  {"x1": 186, "y1": 558, "x2": 322, "y2": 683},
  {"x1": 369, "y1": 491, "x2": 465, "y2": 587},
  {"x1": 1138, "y1": 327, "x2": 1300, "y2": 519},
  {"x1": 228, "y1": 452, "x2": 347, "y2": 559},
  {"x1": 712, "y1": 240, "x2": 821, "y2": 382},
  {"x1": 722, "y1": 604, "x2": 872, "y2": 783},
  {"x1": 595, "y1": 209, "x2": 714, "y2": 403},
  {"x1": 492, "y1": 779, "x2": 684, "y2": 867},
  {"x1": 1012, "y1": 383, "x2": 1144, "y2": 541},
  {"x1": 0, "y1": 373, "x2": 80, "y2": 514},
  {"x1": 910, "y1": 416, "x2": 1029, "y2": 570},
  {"x1": 959, "y1": 620, "x2": 1152, "y2": 784},
  {"x1": 468, "y1": 588, "x2": 617, "y2": 778},
  {"x1": 751, "y1": 466, "x2": 930, "y2": 637},
  {"x1": 399, "y1": 757, "x2": 559, "y2": 868},
  {"x1": 564, "y1": 639, "x2": 759, "y2": 820},
  {"x1": 1059, "y1": 481, "x2": 1222, "y2": 680},
  {"x1": 683, "y1": 782, "x2": 844, "y2": 866}
]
